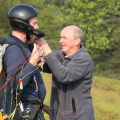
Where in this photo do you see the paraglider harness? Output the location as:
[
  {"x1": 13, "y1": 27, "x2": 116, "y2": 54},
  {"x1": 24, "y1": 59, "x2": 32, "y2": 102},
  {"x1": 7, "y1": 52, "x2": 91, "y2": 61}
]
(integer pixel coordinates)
[{"x1": 0, "y1": 38, "x2": 50, "y2": 120}]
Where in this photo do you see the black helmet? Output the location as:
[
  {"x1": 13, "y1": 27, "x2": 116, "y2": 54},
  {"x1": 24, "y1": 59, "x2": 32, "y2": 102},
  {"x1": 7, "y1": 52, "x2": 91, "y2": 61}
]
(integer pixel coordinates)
[{"x1": 8, "y1": 4, "x2": 44, "y2": 38}]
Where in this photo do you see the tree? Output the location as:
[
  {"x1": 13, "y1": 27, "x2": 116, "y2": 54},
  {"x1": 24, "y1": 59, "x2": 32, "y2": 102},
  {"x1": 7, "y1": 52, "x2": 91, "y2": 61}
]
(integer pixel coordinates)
[{"x1": 59, "y1": 0, "x2": 120, "y2": 62}]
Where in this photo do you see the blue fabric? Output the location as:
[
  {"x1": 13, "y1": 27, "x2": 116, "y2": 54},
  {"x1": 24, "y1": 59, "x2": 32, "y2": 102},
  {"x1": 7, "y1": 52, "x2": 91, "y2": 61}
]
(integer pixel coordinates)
[{"x1": 4, "y1": 34, "x2": 46, "y2": 102}]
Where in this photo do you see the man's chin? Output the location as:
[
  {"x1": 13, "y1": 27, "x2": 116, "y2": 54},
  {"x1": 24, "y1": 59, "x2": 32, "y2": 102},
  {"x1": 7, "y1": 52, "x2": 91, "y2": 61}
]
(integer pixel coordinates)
[{"x1": 61, "y1": 49, "x2": 66, "y2": 54}]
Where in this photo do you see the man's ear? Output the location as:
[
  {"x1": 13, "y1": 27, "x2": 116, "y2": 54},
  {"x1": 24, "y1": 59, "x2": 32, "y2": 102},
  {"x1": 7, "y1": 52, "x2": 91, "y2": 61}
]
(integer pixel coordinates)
[{"x1": 74, "y1": 38, "x2": 81, "y2": 46}]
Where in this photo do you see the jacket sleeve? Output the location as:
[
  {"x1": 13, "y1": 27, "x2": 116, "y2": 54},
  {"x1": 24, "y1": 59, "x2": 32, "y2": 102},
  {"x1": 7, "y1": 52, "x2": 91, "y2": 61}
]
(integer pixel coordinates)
[
  {"x1": 44, "y1": 52, "x2": 93, "y2": 84},
  {"x1": 4, "y1": 45, "x2": 36, "y2": 88}
]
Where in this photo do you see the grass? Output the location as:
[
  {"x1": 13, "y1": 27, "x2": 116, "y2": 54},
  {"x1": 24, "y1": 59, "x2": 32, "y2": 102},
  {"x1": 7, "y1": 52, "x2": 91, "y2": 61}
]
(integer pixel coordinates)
[
  {"x1": 92, "y1": 76, "x2": 120, "y2": 120},
  {"x1": 41, "y1": 73, "x2": 120, "y2": 120},
  {"x1": 41, "y1": 72, "x2": 52, "y2": 120}
]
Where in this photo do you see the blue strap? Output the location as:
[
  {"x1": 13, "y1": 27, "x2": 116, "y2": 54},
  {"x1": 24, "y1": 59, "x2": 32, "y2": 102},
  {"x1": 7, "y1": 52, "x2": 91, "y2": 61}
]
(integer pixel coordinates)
[
  {"x1": 3, "y1": 86, "x2": 7, "y2": 115},
  {"x1": 9, "y1": 89, "x2": 13, "y2": 115}
]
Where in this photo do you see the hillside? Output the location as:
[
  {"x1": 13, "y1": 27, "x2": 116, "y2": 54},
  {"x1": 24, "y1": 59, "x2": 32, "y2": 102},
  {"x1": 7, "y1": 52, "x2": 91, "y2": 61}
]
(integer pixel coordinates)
[{"x1": 92, "y1": 76, "x2": 120, "y2": 120}]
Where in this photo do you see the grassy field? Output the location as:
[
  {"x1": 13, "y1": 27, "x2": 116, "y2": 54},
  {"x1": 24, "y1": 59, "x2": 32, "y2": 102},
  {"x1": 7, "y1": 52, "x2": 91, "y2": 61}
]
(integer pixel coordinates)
[{"x1": 41, "y1": 72, "x2": 120, "y2": 120}]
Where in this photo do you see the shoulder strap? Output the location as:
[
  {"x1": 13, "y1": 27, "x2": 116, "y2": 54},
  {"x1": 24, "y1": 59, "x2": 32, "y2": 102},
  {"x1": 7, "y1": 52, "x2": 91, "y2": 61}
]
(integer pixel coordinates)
[
  {"x1": 28, "y1": 104, "x2": 41, "y2": 120},
  {"x1": 0, "y1": 37, "x2": 27, "y2": 59},
  {"x1": 5, "y1": 42, "x2": 27, "y2": 60},
  {"x1": 2, "y1": 39, "x2": 28, "y2": 78}
]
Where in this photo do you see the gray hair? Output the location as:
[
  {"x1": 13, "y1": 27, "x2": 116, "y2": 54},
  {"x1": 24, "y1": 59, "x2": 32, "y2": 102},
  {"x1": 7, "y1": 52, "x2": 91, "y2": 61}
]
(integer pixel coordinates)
[{"x1": 73, "y1": 28, "x2": 84, "y2": 41}]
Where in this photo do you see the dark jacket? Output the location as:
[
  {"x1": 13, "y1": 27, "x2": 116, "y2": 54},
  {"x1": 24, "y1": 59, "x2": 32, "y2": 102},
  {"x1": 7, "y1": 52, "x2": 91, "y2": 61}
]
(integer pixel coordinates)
[
  {"x1": 44, "y1": 45, "x2": 94, "y2": 120},
  {"x1": 4, "y1": 34, "x2": 46, "y2": 102}
]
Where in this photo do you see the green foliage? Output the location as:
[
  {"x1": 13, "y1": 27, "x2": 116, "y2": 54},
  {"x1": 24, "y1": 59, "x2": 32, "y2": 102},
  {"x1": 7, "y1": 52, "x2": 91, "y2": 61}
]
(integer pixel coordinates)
[
  {"x1": 60, "y1": 0, "x2": 120, "y2": 61},
  {"x1": 44, "y1": 0, "x2": 65, "y2": 6},
  {"x1": 95, "y1": 46, "x2": 120, "y2": 80}
]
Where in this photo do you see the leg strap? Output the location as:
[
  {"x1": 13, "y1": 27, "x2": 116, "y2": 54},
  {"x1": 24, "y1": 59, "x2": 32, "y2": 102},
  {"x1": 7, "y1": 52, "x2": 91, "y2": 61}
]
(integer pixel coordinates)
[{"x1": 28, "y1": 104, "x2": 41, "y2": 120}]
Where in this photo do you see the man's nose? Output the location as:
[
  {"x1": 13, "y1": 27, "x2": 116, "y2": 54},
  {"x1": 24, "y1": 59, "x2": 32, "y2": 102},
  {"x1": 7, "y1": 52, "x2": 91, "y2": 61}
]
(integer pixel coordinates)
[
  {"x1": 35, "y1": 25, "x2": 39, "y2": 30},
  {"x1": 59, "y1": 39, "x2": 62, "y2": 44}
]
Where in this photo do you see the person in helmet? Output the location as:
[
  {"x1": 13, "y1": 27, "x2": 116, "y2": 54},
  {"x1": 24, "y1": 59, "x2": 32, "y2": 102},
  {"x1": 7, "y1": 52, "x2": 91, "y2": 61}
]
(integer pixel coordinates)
[
  {"x1": 8, "y1": 4, "x2": 45, "y2": 39},
  {"x1": 4, "y1": 4, "x2": 46, "y2": 120}
]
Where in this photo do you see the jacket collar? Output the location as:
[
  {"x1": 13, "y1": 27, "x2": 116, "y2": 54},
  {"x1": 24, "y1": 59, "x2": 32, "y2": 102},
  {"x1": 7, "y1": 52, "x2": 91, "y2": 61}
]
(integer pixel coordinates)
[
  {"x1": 64, "y1": 45, "x2": 85, "y2": 59},
  {"x1": 57, "y1": 45, "x2": 85, "y2": 61},
  {"x1": 6, "y1": 34, "x2": 28, "y2": 47}
]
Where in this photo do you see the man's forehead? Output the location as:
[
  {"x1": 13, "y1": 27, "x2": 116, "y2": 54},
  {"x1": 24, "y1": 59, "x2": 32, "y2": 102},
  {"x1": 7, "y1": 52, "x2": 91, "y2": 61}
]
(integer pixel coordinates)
[
  {"x1": 29, "y1": 16, "x2": 38, "y2": 22},
  {"x1": 61, "y1": 27, "x2": 73, "y2": 35},
  {"x1": 63, "y1": 25, "x2": 79, "y2": 30},
  {"x1": 63, "y1": 26, "x2": 72, "y2": 31}
]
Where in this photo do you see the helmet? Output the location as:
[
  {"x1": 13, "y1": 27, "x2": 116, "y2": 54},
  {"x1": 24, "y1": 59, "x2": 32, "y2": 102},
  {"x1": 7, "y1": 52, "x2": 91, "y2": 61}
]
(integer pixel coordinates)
[{"x1": 8, "y1": 4, "x2": 44, "y2": 38}]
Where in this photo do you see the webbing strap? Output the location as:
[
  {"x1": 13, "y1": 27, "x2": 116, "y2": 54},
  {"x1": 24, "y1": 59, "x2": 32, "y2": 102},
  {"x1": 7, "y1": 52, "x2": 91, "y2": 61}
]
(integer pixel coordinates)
[
  {"x1": 5, "y1": 42, "x2": 27, "y2": 59},
  {"x1": 42, "y1": 104, "x2": 50, "y2": 116},
  {"x1": 28, "y1": 103, "x2": 50, "y2": 119},
  {"x1": 28, "y1": 104, "x2": 41, "y2": 120}
]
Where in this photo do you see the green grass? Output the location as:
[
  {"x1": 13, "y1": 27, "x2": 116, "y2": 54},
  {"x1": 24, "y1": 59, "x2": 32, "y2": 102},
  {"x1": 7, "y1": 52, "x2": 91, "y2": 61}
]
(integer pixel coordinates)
[
  {"x1": 41, "y1": 73, "x2": 120, "y2": 120},
  {"x1": 41, "y1": 72, "x2": 52, "y2": 120},
  {"x1": 92, "y1": 76, "x2": 120, "y2": 120}
]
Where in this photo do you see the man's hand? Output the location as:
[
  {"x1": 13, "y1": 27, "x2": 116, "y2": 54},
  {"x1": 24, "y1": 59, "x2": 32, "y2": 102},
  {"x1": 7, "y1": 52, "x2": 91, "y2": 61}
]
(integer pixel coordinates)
[
  {"x1": 33, "y1": 38, "x2": 47, "y2": 46},
  {"x1": 34, "y1": 38, "x2": 52, "y2": 56},
  {"x1": 29, "y1": 44, "x2": 40, "y2": 66}
]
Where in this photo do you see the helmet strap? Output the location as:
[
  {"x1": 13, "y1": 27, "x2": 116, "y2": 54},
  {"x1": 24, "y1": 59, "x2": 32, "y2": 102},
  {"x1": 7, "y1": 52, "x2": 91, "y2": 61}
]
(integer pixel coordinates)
[{"x1": 26, "y1": 33, "x2": 31, "y2": 41}]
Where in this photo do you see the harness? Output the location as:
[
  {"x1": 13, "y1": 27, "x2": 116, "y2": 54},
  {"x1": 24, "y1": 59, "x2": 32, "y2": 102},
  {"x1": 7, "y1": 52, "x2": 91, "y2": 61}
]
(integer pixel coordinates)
[{"x1": 0, "y1": 38, "x2": 50, "y2": 120}]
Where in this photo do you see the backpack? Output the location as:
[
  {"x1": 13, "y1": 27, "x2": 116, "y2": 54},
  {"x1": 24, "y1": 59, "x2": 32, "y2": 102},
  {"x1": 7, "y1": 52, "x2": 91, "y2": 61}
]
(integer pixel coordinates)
[{"x1": 0, "y1": 37, "x2": 27, "y2": 120}]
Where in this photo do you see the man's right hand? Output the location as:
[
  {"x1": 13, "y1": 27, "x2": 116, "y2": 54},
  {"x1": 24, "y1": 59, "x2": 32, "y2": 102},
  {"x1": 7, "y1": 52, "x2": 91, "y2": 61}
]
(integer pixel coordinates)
[
  {"x1": 34, "y1": 38, "x2": 52, "y2": 56},
  {"x1": 33, "y1": 38, "x2": 47, "y2": 46},
  {"x1": 29, "y1": 44, "x2": 40, "y2": 66}
]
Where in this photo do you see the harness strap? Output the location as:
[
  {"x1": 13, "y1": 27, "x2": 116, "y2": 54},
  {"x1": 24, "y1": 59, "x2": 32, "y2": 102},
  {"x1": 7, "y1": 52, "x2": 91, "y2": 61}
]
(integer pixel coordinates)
[
  {"x1": 42, "y1": 104, "x2": 51, "y2": 116},
  {"x1": 23, "y1": 100, "x2": 50, "y2": 119},
  {"x1": 28, "y1": 104, "x2": 41, "y2": 120}
]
